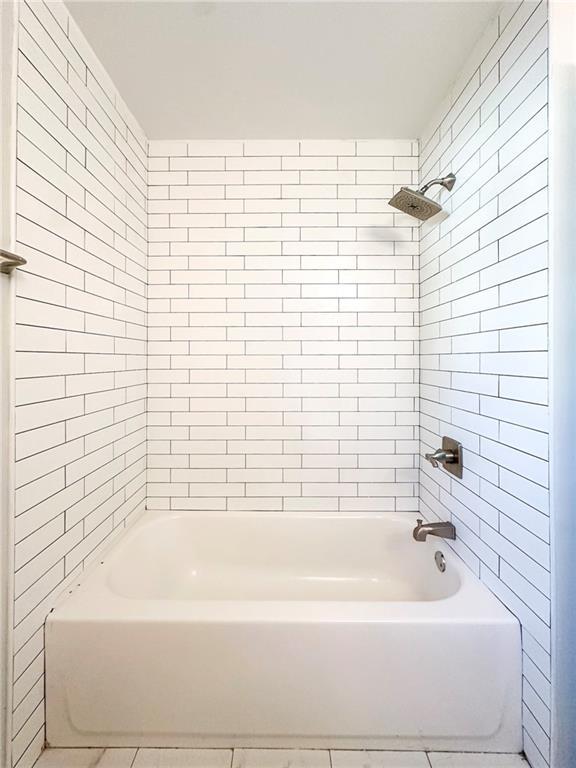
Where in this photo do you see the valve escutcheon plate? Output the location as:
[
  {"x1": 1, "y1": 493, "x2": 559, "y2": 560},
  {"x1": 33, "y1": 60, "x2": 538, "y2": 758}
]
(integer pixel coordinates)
[{"x1": 442, "y1": 436, "x2": 463, "y2": 479}]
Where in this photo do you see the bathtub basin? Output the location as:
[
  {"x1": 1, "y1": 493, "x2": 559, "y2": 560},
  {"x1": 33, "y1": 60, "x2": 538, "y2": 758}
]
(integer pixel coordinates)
[{"x1": 46, "y1": 510, "x2": 521, "y2": 751}]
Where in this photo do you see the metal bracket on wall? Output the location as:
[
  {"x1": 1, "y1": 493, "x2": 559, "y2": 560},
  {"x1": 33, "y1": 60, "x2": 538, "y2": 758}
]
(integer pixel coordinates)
[{"x1": 0, "y1": 249, "x2": 26, "y2": 275}]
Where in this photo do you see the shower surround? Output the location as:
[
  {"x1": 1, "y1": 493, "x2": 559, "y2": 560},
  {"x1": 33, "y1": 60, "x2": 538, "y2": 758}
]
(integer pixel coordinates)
[
  {"x1": 417, "y1": 3, "x2": 550, "y2": 766},
  {"x1": 7, "y1": 0, "x2": 550, "y2": 767},
  {"x1": 12, "y1": 4, "x2": 147, "y2": 766},
  {"x1": 147, "y1": 139, "x2": 420, "y2": 513}
]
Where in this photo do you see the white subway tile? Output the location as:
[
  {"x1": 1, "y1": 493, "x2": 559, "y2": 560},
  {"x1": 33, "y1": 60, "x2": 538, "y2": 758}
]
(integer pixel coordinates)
[
  {"x1": 13, "y1": 4, "x2": 550, "y2": 759},
  {"x1": 420, "y1": 9, "x2": 550, "y2": 757}
]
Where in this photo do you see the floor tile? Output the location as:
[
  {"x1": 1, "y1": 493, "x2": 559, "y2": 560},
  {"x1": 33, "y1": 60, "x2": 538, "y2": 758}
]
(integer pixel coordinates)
[
  {"x1": 232, "y1": 749, "x2": 331, "y2": 768},
  {"x1": 134, "y1": 749, "x2": 233, "y2": 768},
  {"x1": 98, "y1": 749, "x2": 139, "y2": 767},
  {"x1": 427, "y1": 754, "x2": 526, "y2": 768},
  {"x1": 35, "y1": 749, "x2": 136, "y2": 767},
  {"x1": 331, "y1": 751, "x2": 430, "y2": 768},
  {"x1": 35, "y1": 749, "x2": 105, "y2": 767}
]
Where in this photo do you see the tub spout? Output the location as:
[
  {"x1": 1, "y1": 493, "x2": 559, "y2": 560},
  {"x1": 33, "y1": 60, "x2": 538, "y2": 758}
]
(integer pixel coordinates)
[{"x1": 413, "y1": 518, "x2": 456, "y2": 542}]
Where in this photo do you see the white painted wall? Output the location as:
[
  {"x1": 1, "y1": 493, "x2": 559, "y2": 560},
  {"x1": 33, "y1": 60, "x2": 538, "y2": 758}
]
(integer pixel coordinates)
[
  {"x1": 147, "y1": 139, "x2": 420, "y2": 513},
  {"x1": 549, "y1": 2, "x2": 576, "y2": 766},
  {"x1": 65, "y1": 1, "x2": 499, "y2": 140},
  {"x1": 0, "y1": 2, "x2": 19, "y2": 764},
  {"x1": 417, "y1": 2, "x2": 550, "y2": 766}
]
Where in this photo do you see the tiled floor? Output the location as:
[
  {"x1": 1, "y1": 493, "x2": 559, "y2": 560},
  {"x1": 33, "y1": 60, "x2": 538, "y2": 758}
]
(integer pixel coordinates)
[{"x1": 34, "y1": 748, "x2": 528, "y2": 768}]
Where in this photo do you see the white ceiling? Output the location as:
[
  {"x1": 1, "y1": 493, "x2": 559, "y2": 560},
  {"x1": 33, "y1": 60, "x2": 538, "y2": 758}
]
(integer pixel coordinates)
[{"x1": 66, "y1": 1, "x2": 500, "y2": 140}]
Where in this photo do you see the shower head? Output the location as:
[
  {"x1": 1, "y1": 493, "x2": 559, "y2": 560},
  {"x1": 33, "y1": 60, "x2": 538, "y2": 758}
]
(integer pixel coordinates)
[
  {"x1": 388, "y1": 173, "x2": 456, "y2": 221},
  {"x1": 387, "y1": 188, "x2": 443, "y2": 221}
]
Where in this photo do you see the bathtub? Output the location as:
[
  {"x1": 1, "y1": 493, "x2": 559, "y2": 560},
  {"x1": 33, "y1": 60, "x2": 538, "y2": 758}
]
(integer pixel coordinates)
[{"x1": 46, "y1": 510, "x2": 522, "y2": 752}]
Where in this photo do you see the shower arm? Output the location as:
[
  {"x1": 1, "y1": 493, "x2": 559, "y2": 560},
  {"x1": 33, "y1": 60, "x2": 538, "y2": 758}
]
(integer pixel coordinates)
[{"x1": 418, "y1": 173, "x2": 456, "y2": 195}]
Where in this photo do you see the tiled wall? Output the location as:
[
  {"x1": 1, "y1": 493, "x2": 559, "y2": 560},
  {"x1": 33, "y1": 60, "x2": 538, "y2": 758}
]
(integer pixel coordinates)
[
  {"x1": 6, "y1": 1, "x2": 554, "y2": 767},
  {"x1": 11, "y1": 2, "x2": 147, "y2": 766},
  {"x1": 417, "y1": 2, "x2": 549, "y2": 766},
  {"x1": 146, "y1": 139, "x2": 420, "y2": 514}
]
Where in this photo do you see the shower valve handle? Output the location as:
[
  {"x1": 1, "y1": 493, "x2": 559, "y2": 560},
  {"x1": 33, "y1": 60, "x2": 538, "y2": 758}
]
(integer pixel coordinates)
[
  {"x1": 423, "y1": 437, "x2": 463, "y2": 479},
  {"x1": 424, "y1": 449, "x2": 456, "y2": 468}
]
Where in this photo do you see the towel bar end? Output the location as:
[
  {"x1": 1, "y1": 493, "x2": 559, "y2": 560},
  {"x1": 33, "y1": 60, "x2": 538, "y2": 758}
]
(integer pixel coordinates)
[{"x1": 0, "y1": 249, "x2": 27, "y2": 275}]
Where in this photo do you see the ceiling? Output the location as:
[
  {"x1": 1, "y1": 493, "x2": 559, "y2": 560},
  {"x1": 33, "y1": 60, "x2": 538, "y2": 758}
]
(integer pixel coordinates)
[{"x1": 66, "y1": 1, "x2": 500, "y2": 140}]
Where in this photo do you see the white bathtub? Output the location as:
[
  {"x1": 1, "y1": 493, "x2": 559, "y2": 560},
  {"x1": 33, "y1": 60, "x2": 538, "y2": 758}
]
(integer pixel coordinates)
[{"x1": 46, "y1": 510, "x2": 522, "y2": 752}]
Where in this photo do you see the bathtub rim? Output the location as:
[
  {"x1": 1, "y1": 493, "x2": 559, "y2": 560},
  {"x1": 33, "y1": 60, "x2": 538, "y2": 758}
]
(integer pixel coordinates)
[{"x1": 48, "y1": 508, "x2": 519, "y2": 627}]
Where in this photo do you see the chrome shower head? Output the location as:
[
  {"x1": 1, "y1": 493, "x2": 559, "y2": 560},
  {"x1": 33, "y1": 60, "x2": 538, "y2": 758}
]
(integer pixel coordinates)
[{"x1": 388, "y1": 173, "x2": 456, "y2": 221}]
